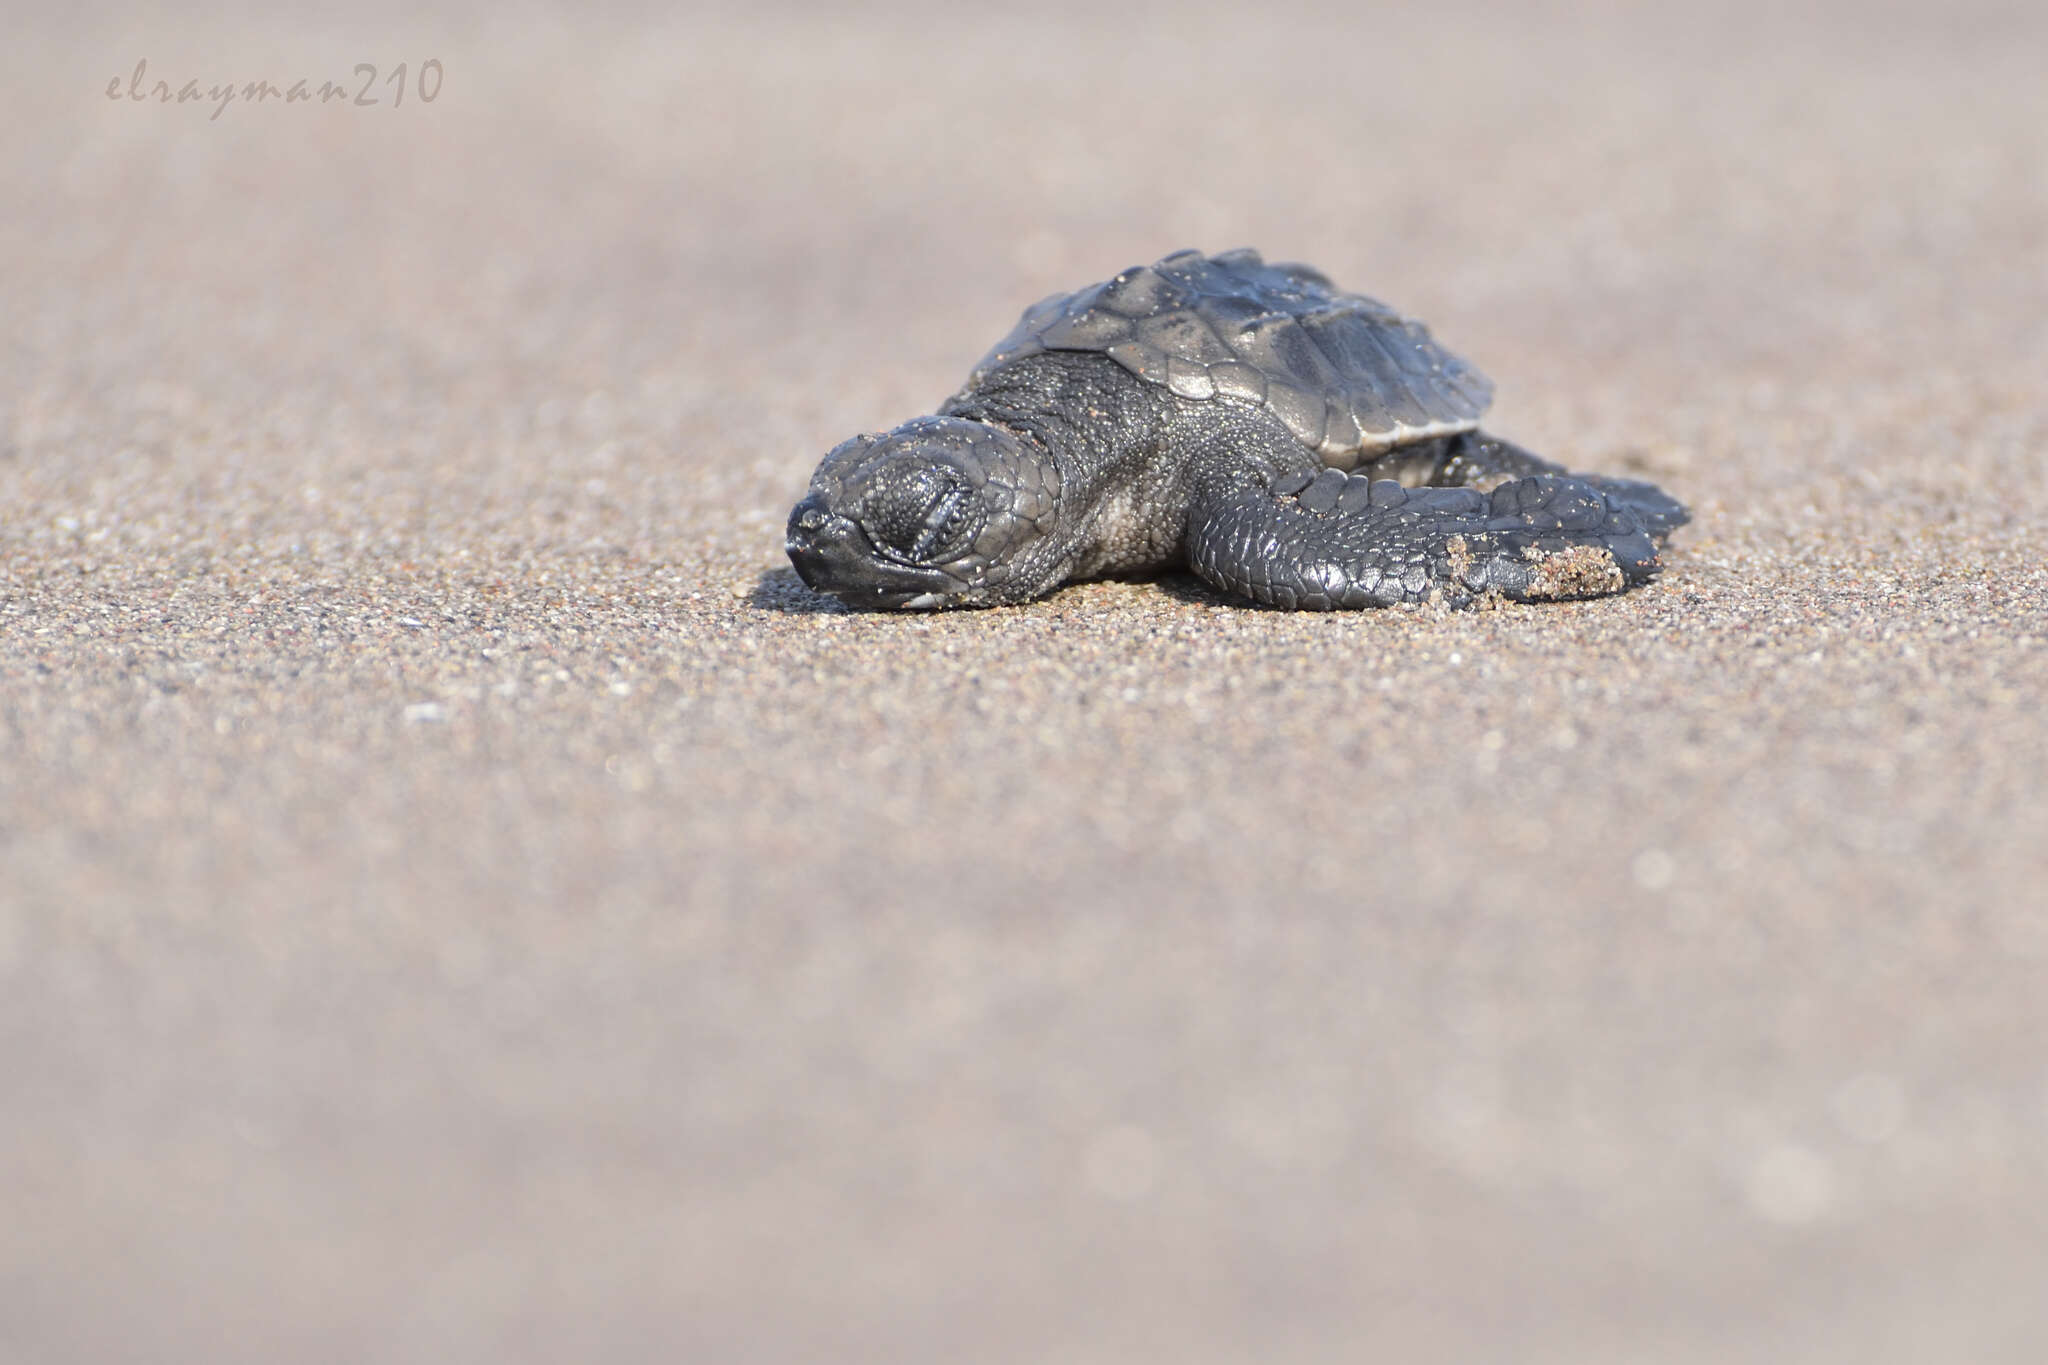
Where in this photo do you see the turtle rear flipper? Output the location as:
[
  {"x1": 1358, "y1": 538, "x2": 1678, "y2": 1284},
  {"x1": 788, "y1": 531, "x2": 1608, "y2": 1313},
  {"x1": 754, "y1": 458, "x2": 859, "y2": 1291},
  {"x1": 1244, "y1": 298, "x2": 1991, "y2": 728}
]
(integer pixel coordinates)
[
  {"x1": 1418, "y1": 431, "x2": 1689, "y2": 541},
  {"x1": 1188, "y1": 462, "x2": 1664, "y2": 610},
  {"x1": 1577, "y1": 476, "x2": 1690, "y2": 539}
]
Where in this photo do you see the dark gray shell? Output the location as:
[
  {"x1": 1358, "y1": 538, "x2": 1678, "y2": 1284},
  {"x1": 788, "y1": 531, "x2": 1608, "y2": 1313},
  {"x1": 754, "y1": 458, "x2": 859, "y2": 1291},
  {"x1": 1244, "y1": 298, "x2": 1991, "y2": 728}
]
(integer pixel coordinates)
[{"x1": 965, "y1": 248, "x2": 1494, "y2": 467}]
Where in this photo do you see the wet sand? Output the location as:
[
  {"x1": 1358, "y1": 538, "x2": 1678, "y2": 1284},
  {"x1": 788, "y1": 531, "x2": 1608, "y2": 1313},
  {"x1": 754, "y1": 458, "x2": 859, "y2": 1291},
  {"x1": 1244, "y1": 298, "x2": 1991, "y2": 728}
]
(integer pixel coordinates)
[{"x1": 5, "y1": 2, "x2": 2047, "y2": 1359}]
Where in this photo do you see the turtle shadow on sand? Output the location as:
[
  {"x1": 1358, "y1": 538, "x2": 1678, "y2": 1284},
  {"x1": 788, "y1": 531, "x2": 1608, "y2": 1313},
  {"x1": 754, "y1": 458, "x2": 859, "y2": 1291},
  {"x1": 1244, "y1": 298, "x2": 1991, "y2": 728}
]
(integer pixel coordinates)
[
  {"x1": 1139, "y1": 572, "x2": 1238, "y2": 608},
  {"x1": 748, "y1": 566, "x2": 851, "y2": 614},
  {"x1": 751, "y1": 562, "x2": 1241, "y2": 615}
]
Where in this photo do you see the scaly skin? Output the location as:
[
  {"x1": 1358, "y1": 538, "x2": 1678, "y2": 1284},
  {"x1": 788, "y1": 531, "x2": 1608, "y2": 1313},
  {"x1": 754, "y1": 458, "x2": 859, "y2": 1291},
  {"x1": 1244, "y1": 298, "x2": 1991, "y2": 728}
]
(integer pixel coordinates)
[
  {"x1": 1188, "y1": 466, "x2": 1664, "y2": 609},
  {"x1": 786, "y1": 351, "x2": 1686, "y2": 611}
]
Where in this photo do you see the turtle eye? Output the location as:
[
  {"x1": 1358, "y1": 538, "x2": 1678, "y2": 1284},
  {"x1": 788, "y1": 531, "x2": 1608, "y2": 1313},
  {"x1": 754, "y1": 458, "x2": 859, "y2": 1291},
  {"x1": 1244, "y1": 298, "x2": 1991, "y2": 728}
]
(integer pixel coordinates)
[
  {"x1": 862, "y1": 466, "x2": 975, "y2": 565},
  {"x1": 909, "y1": 482, "x2": 974, "y2": 561}
]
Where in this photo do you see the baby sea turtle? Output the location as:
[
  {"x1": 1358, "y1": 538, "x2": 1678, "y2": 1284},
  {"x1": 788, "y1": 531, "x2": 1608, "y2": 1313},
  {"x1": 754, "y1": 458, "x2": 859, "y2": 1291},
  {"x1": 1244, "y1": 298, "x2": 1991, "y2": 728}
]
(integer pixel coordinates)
[{"x1": 786, "y1": 248, "x2": 1686, "y2": 610}]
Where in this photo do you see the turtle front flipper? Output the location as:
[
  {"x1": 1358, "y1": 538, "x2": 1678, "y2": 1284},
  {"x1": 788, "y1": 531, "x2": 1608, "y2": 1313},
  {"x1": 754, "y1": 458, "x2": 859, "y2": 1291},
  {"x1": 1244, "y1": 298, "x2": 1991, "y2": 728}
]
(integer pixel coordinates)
[{"x1": 1186, "y1": 466, "x2": 1667, "y2": 610}]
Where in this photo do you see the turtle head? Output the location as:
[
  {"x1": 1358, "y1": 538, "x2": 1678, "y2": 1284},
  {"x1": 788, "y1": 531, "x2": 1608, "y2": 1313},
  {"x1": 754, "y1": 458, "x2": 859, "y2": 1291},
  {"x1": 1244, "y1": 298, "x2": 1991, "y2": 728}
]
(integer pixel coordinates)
[{"x1": 785, "y1": 416, "x2": 1065, "y2": 610}]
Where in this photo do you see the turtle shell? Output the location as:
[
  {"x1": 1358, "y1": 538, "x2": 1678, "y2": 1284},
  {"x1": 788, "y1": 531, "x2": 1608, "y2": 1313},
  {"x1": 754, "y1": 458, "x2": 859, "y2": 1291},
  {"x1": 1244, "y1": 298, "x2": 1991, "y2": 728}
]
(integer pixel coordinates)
[{"x1": 965, "y1": 248, "x2": 1494, "y2": 466}]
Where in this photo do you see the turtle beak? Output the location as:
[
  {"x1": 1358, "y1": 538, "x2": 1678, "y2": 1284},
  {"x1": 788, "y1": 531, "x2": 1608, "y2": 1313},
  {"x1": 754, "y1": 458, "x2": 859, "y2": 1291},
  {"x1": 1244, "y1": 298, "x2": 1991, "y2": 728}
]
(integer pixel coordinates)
[
  {"x1": 784, "y1": 496, "x2": 852, "y2": 591},
  {"x1": 785, "y1": 495, "x2": 953, "y2": 609}
]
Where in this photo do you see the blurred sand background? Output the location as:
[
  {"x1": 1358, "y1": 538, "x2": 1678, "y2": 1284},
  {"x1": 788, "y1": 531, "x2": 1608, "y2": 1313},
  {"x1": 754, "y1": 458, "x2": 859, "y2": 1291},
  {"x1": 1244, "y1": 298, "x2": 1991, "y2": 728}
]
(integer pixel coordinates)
[{"x1": 5, "y1": 1, "x2": 2047, "y2": 1359}]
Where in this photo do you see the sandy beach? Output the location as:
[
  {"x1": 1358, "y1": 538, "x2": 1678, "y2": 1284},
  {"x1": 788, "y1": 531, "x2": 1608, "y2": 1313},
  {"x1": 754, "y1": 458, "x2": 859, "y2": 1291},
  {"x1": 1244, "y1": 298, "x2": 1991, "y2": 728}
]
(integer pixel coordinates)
[{"x1": 6, "y1": 2, "x2": 2047, "y2": 1359}]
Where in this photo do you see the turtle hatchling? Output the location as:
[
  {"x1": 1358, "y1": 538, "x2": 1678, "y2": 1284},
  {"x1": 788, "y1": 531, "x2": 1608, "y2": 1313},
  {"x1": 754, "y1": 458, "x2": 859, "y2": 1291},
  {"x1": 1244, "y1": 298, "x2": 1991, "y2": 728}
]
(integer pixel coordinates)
[{"x1": 786, "y1": 248, "x2": 1687, "y2": 611}]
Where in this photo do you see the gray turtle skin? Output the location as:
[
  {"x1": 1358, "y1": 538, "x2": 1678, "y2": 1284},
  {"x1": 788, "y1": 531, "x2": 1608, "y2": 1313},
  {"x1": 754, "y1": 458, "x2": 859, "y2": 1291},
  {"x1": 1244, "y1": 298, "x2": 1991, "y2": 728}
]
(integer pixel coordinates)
[{"x1": 786, "y1": 248, "x2": 1687, "y2": 611}]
